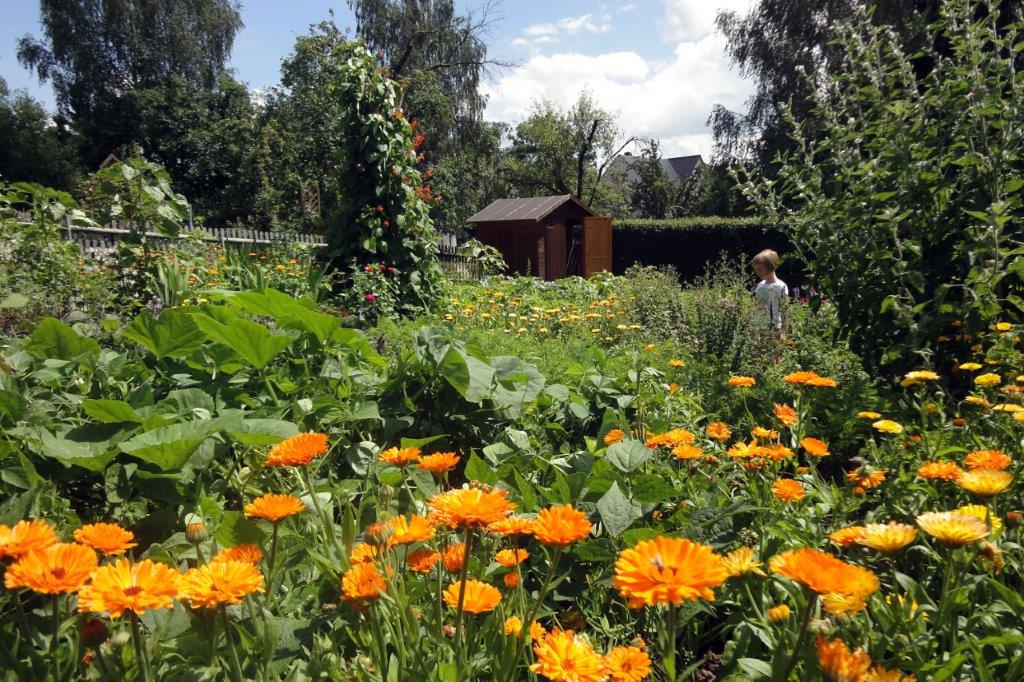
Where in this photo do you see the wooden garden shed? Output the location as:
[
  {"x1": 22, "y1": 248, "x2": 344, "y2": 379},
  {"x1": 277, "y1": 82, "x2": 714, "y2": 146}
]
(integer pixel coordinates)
[{"x1": 466, "y1": 195, "x2": 612, "y2": 280}]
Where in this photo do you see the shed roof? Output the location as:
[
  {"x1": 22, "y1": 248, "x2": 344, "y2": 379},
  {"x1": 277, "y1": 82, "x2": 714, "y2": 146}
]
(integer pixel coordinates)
[{"x1": 466, "y1": 194, "x2": 596, "y2": 223}]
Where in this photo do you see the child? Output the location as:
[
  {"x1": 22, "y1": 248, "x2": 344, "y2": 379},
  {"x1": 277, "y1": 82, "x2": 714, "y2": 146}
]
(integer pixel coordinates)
[{"x1": 751, "y1": 249, "x2": 788, "y2": 333}]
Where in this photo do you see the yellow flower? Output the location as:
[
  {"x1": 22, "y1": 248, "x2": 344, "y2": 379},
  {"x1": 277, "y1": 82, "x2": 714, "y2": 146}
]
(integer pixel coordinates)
[
  {"x1": 180, "y1": 561, "x2": 264, "y2": 608},
  {"x1": 857, "y1": 411, "x2": 882, "y2": 420},
  {"x1": 959, "y1": 362, "x2": 982, "y2": 371},
  {"x1": 728, "y1": 376, "x2": 756, "y2": 389},
  {"x1": 768, "y1": 604, "x2": 791, "y2": 622},
  {"x1": 956, "y1": 468, "x2": 1012, "y2": 498},
  {"x1": 442, "y1": 579, "x2": 501, "y2": 614},
  {"x1": 669, "y1": 359, "x2": 685, "y2": 368},
  {"x1": 816, "y1": 638, "x2": 872, "y2": 681},
  {"x1": 721, "y1": 547, "x2": 765, "y2": 577},
  {"x1": 530, "y1": 629, "x2": 606, "y2": 682},
  {"x1": 901, "y1": 370, "x2": 940, "y2": 386},
  {"x1": 916, "y1": 511, "x2": 988, "y2": 547},
  {"x1": 975, "y1": 373, "x2": 1002, "y2": 388},
  {"x1": 957, "y1": 504, "x2": 1001, "y2": 534},
  {"x1": 856, "y1": 522, "x2": 917, "y2": 556},
  {"x1": 822, "y1": 592, "x2": 868, "y2": 617},
  {"x1": 872, "y1": 419, "x2": 903, "y2": 434}
]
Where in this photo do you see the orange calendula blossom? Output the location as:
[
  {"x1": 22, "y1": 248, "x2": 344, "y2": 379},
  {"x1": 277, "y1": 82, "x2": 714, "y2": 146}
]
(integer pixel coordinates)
[
  {"x1": 728, "y1": 376, "x2": 756, "y2": 389},
  {"x1": 671, "y1": 444, "x2": 703, "y2": 460},
  {"x1": 379, "y1": 446, "x2": 421, "y2": 467},
  {"x1": 645, "y1": 429, "x2": 694, "y2": 449},
  {"x1": 613, "y1": 536, "x2": 727, "y2": 608},
  {"x1": 957, "y1": 468, "x2": 1012, "y2": 498},
  {"x1": 964, "y1": 449, "x2": 1012, "y2": 471},
  {"x1": 212, "y1": 544, "x2": 264, "y2": 565},
  {"x1": 533, "y1": 505, "x2": 592, "y2": 546},
  {"x1": 495, "y1": 548, "x2": 528, "y2": 567},
  {"x1": 77, "y1": 559, "x2": 182, "y2": 617},
  {"x1": 349, "y1": 542, "x2": 378, "y2": 564},
  {"x1": 856, "y1": 522, "x2": 917, "y2": 556},
  {"x1": 772, "y1": 479, "x2": 806, "y2": 503},
  {"x1": 721, "y1": 547, "x2": 765, "y2": 577},
  {"x1": 341, "y1": 562, "x2": 387, "y2": 602},
  {"x1": 417, "y1": 452, "x2": 461, "y2": 475},
  {"x1": 918, "y1": 460, "x2": 963, "y2": 481},
  {"x1": 0, "y1": 519, "x2": 59, "y2": 560},
  {"x1": 604, "y1": 645, "x2": 652, "y2": 682},
  {"x1": 530, "y1": 629, "x2": 607, "y2": 682},
  {"x1": 181, "y1": 560, "x2": 264, "y2": 608},
  {"x1": 801, "y1": 437, "x2": 830, "y2": 457},
  {"x1": 784, "y1": 370, "x2": 820, "y2": 385},
  {"x1": 806, "y1": 376, "x2": 838, "y2": 388},
  {"x1": 816, "y1": 638, "x2": 872, "y2": 681},
  {"x1": 442, "y1": 579, "x2": 501, "y2": 614},
  {"x1": 244, "y1": 493, "x2": 305, "y2": 522},
  {"x1": 487, "y1": 516, "x2": 537, "y2": 536},
  {"x1": 774, "y1": 403, "x2": 798, "y2": 427},
  {"x1": 829, "y1": 526, "x2": 867, "y2": 548},
  {"x1": 768, "y1": 604, "x2": 791, "y2": 622},
  {"x1": 916, "y1": 511, "x2": 988, "y2": 547},
  {"x1": 265, "y1": 432, "x2": 329, "y2": 467},
  {"x1": 385, "y1": 514, "x2": 435, "y2": 547},
  {"x1": 603, "y1": 429, "x2": 625, "y2": 446},
  {"x1": 846, "y1": 468, "x2": 886, "y2": 490},
  {"x1": 442, "y1": 543, "x2": 467, "y2": 572},
  {"x1": 428, "y1": 486, "x2": 517, "y2": 529},
  {"x1": 4, "y1": 543, "x2": 98, "y2": 594},
  {"x1": 706, "y1": 422, "x2": 732, "y2": 442},
  {"x1": 74, "y1": 523, "x2": 137, "y2": 556},
  {"x1": 770, "y1": 548, "x2": 879, "y2": 599},
  {"x1": 406, "y1": 549, "x2": 440, "y2": 573}
]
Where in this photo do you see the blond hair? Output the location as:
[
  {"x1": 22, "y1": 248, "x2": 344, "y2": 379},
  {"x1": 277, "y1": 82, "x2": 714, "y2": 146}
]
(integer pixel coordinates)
[{"x1": 751, "y1": 249, "x2": 779, "y2": 272}]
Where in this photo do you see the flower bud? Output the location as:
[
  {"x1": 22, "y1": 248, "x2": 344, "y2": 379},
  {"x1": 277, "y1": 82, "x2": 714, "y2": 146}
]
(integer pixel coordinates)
[{"x1": 185, "y1": 519, "x2": 208, "y2": 544}]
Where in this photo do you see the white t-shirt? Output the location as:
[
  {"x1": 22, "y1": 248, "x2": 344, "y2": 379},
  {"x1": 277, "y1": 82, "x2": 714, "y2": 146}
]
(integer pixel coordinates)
[{"x1": 754, "y1": 279, "x2": 788, "y2": 329}]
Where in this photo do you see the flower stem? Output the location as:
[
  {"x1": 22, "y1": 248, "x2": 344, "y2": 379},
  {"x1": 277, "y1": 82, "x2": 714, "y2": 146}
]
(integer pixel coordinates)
[
  {"x1": 454, "y1": 527, "x2": 476, "y2": 671},
  {"x1": 665, "y1": 604, "x2": 678, "y2": 681},
  {"x1": 515, "y1": 545, "x2": 563, "y2": 664},
  {"x1": 50, "y1": 595, "x2": 61, "y2": 681},
  {"x1": 130, "y1": 612, "x2": 153, "y2": 682},
  {"x1": 300, "y1": 467, "x2": 345, "y2": 562},
  {"x1": 777, "y1": 592, "x2": 816, "y2": 682},
  {"x1": 268, "y1": 521, "x2": 281, "y2": 575},
  {"x1": 220, "y1": 605, "x2": 245, "y2": 682}
]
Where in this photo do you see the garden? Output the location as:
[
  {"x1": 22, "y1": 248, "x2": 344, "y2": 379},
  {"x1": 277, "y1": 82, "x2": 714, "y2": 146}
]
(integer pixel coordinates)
[{"x1": 3, "y1": 1, "x2": 1024, "y2": 681}]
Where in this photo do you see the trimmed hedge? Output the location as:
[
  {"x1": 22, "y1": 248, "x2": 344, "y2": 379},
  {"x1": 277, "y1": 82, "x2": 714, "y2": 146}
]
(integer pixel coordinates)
[{"x1": 612, "y1": 217, "x2": 805, "y2": 283}]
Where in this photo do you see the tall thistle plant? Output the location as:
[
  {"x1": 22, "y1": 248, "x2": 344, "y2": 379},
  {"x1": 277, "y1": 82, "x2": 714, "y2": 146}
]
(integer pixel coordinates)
[
  {"x1": 326, "y1": 41, "x2": 444, "y2": 316},
  {"x1": 741, "y1": 0, "x2": 1024, "y2": 371}
]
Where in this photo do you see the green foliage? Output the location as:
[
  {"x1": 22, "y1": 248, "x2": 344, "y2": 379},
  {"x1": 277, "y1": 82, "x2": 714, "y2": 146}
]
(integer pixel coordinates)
[
  {"x1": 626, "y1": 139, "x2": 681, "y2": 219},
  {"x1": 742, "y1": 0, "x2": 1024, "y2": 370},
  {"x1": 612, "y1": 216, "x2": 800, "y2": 281},
  {"x1": 0, "y1": 78, "x2": 81, "y2": 191},
  {"x1": 325, "y1": 41, "x2": 444, "y2": 314},
  {"x1": 84, "y1": 156, "x2": 190, "y2": 239}
]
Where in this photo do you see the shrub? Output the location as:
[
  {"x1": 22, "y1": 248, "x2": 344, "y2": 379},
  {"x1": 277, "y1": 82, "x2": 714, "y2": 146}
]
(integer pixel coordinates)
[{"x1": 612, "y1": 216, "x2": 803, "y2": 282}]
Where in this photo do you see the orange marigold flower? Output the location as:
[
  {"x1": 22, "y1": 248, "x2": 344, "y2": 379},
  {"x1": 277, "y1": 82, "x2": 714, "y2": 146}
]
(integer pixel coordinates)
[
  {"x1": 244, "y1": 493, "x2": 305, "y2": 522},
  {"x1": 822, "y1": 592, "x2": 868, "y2": 617},
  {"x1": 380, "y1": 446, "x2": 421, "y2": 467},
  {"x1": 503, "y1": 616, "x2": 523, "y2": 636},
  {"x1": 0, "y1": 519, "x2": 59, "y2": 560},
  {"x1": 752, "y1": 426, "x2": 779, "y2": 441},
  {"x1": 916, "y1": 511, "x2": 988, "y2": 547},
  {"x1": 722, "y1": 547, "x2": 765, "y2": 577},
  {"x1": 385, "y1": 514, "x2": 435, "y2": 547},
  {"x1": 350, "y1": 542, "x2": 378, "y2": 563},
  {"x1": 533, "y1": 505, "x2": 592, "y2": 546},
  {"x1": 417, "y1": 452, "x2": 461, "y2": 475},
  {"x1": 806, "y1": 376, "x2": 838, "y2": 388},
  {"x1": 865, "y1": 666, "x2": 916, "y2": 682},
  {"x1": 728, "y1": 376, "x2": 756, "y2": 388},
  {"x1": 181, "y1": 561, "x2": 264, "y2": 608},
  {"x1": 406, "y1": 548, "x2": 440, "y2": 573},
  {"x1": 918, "y1": 460, "x2": 963, "y2": 481},
  {"x1": 265, "y1": 432, "x2": 329, "y2": 467},
  {"x1": 487, "y1": 516, "x2": 537, "y2": 536},
  {"x1": 801, "y1": 437, "x2": 829, "y2": 457},
  {"x1": 672, "y1": 444, "x2": 703, "y2": 460},
  {"x1": 829, "y1": 526, "x2": 867, "y2": 548},
  {"x1": 530, "y1": 629, "x2": 607, "y2": 682},
  {"x1": 767, "y1": 604, "x2": 791, "y2": 622},
  {"x1": 428, "y1": 486, "x2": 517, "y2": 529},
  {"x1": 613, "y1": 536, "x2": 727, "y2": 608},
  {"x1": 957, "y1": 468, "x2": 1012, "y2": 498},
  {"x1": 442, "y1": 543, "x2": 466, "y2": 572},
  {"x1": 212, "y1": 544, "x2": 263, "y2": 565},
  {"x1": 503, "y1": 572, "x2": 520, "y2": 588},
  {"x1": 442, "y1": 579, "x2": 501, "y2": 614},
  {"x1": 770, "y1": 548, "x2": 879, "y2": 598},
  {"x1": 341, "y1": 561, "x2": 387, "y2": 602},
  {"x1": 645, "y1": 428, "x2": 695, "y2": 449},
  {"x1": 495, "y1": 548, "x2": 528, "y2": 567},
  {"x1": 816, "y1": 638, "x2": 872, "y2": 682},
  {"x1": 784, "y1": 370, "x2": 819, "y2": 385},
  {"x1": 4, "y1": 543, "x2": 97, "y2": 594},
  {"x1": 774, "y1": 403, "x2": 798, "y2": 427},
  {"x1": 604, "y1": 645, "x2": 652, "y2": 682},
  {"x1": 73, "y1": 523, "x2": 137, "y2": 556},
  {"x1": 846, "y1": 468, "x2": 886, "y2": 490},
  {"x1": 964, "y1": 449, "x2": 1012, "y2": 471},
  {"x1": 727, "y1": 439, "x2": 759, "y2": 460},
  {"x1": 772, "y1": 479, "x2": 805, "y2": 503},
  {"x1": 77, "y1": 559, "x2": 181, "y2": 617},
  {"x1": 857, "y1": 523, "x2": 916, "y2": 556},
  {"x1": 604, "y1": 429, "x2": 625, "y2": 446},
  {"x1": 706, "y1": 422, "x2": 732, "y2": 442}
]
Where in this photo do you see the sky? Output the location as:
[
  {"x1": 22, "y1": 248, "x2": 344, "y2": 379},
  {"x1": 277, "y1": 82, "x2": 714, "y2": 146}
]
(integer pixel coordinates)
[{"x1": 0, "y1": 0, "x2": 756, "y2": 159}]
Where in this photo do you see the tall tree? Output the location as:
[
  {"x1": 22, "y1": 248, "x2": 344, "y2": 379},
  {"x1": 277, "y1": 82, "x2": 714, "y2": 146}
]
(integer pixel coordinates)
[
  {"x1": 627, "y1": 139, "x2": 676, "y2": 219},
  {"x1": 18, "y1": 0, "x2": 243, "y2": 165},
  {"x1": 0, "y1": 78, "x2": 81, "y2": 190}
]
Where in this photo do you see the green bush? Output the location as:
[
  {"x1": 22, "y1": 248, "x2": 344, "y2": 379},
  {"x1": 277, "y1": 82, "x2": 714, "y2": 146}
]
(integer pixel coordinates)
[{"x1": 612, "y1": 216, "x2": 804, "y2": 282}]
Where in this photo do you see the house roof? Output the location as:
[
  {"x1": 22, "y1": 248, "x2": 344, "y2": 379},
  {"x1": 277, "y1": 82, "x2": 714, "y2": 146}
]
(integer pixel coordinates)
[
  {"x1": 608, "y1": 154, "x2": 704, "y2": 186},
  {"x1": 466, "y1": 194, "x2": 597, "y2": 223}
]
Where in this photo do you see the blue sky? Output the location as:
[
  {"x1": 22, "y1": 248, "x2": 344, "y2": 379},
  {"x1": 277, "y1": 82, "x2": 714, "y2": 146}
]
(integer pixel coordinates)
[{"x1": 1, "y1": 0, "x2": 754, "y2": 157}]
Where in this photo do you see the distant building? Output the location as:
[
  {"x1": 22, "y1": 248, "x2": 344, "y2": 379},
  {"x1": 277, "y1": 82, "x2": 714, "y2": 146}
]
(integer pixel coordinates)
[{"x1": 607, "y1": 153, "x2": 704, "y2": 187}]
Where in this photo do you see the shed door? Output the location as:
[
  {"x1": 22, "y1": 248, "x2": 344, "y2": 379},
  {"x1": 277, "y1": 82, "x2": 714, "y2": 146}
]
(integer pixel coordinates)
[
  {"x1": 582, "y1": 216, "x2": 613, "y2": 276},
  {"x1": 544, "y1": 221, "x2": 567, "y2": 280}
]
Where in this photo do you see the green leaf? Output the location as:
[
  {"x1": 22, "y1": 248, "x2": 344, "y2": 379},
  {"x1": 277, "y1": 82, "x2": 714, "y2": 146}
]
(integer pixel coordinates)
[
  {"x1": 464, "y1": 452, "x2": 498, "y2": 485},
  {"x1": 124, "y1": 308, "x2": 205, "y2": 360},
  {"x1": 119, "y1": 419, "x2": 234, "y2": 470},
  {"x1": 25, "y1": 318, "x2": 99, "y2": 360},
  {"x1": 596, "y1": 481, "x2": 639, "y2": 537},
  {"x1": 192, "y1": 313, "x2": 295, "y2": 370},
  {"x1": 216, "y1": 511, "x2": 266, "y2": 546},
  {"x1": 621, "y1": 527, "x2": 660, "y2": 546},
  {"x1": 37, "y1": 430, "x2": 115, "y2": 472},
  {"x1": 605, "y1": 439, "x2": 651, "y2": 473},
  {"x1": 226, "y1": 419, "x2": 299, "y2": 447},
  {"x1": 0, "y1": 292, "x2": 29, "y2": 309},
  {"x1": 630, "y1": 474, "x2": 677, "y2": 504},
  {"x1": 738, "y1": 658, "x2": 773, "y2": 680},
  {"x1": 0, "y1": 390, "x2": 26, "y2": 422},
  {"x1": 82, "y1": 399, "x2": 142, "y2": 424}
]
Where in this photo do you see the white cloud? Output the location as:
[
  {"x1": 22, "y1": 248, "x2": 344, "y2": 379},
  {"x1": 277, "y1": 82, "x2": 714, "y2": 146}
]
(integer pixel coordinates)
[
  {"x1": 483, "y1": 33, "x2": 753, "y2": 160},
  {"x1": 662, "y1": 0, "x2": 754, "y2": 42},
  {"x1": 514, "y1": 12, "x2": 613, "y2": 49},
  {"x1": 619, "y1": 3, "x2": 636, "y2": 12}
]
